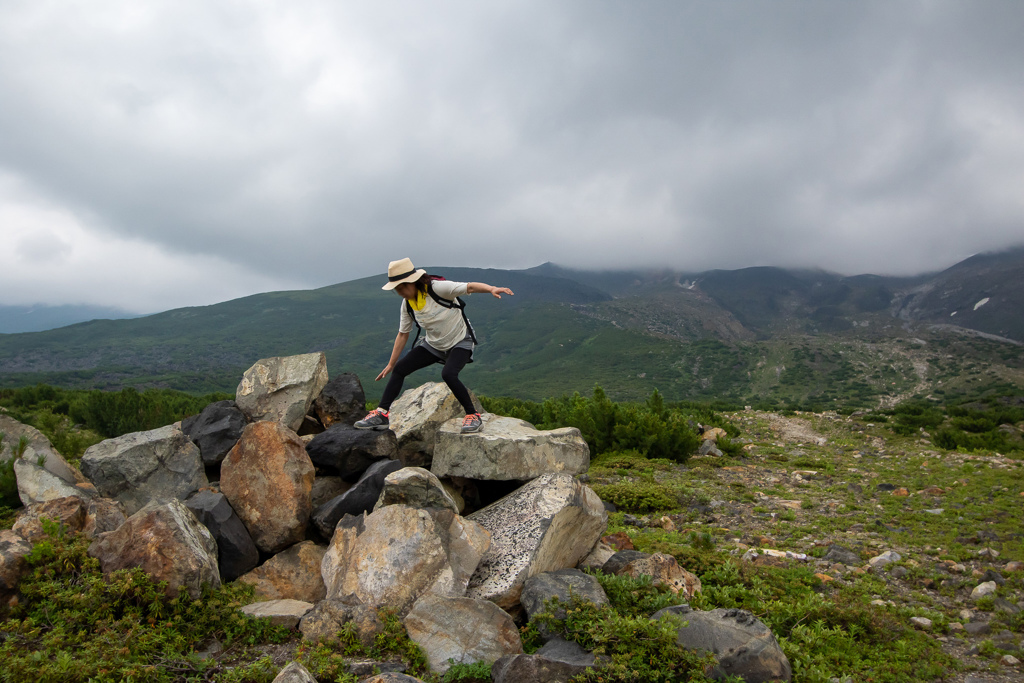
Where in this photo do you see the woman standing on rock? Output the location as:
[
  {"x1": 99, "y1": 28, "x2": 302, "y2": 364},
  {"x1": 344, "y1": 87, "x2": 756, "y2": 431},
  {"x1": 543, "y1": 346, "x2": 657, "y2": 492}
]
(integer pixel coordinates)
[{"x1": 355, "y1": 258, "x2": 514, "y2": 434}]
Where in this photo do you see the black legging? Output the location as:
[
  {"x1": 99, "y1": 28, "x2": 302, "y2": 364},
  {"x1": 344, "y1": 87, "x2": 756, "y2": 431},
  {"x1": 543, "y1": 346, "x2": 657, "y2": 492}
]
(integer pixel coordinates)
[{"x1": 379, "y1": 345, "x2": 476, "y2": 415}]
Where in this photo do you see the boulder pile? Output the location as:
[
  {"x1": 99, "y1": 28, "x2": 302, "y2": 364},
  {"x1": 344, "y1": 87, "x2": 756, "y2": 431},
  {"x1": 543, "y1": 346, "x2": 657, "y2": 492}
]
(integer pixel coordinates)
[{"x1": 1, "y1": 352, "x2": 792, "y2": 682}]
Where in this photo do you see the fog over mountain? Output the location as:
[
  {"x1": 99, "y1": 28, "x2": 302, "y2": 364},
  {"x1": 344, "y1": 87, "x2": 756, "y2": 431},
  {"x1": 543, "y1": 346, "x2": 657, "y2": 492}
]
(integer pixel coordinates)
[{"x1": 2, "y1": 1, "x2": 1023, "y2": 314}]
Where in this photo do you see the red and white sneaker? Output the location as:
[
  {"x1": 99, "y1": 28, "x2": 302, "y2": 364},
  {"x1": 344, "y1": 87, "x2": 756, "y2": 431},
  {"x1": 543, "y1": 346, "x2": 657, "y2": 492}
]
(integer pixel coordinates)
[{"x1": 461, "y1": 412, "x2": 483, "y2": 433}]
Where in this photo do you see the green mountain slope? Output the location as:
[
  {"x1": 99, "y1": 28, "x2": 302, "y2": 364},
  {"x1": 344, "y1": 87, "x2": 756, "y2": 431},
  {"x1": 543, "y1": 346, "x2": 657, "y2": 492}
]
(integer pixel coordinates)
[{"x1": 1, "y1": 254, "x2": 1022, "y2": 407}]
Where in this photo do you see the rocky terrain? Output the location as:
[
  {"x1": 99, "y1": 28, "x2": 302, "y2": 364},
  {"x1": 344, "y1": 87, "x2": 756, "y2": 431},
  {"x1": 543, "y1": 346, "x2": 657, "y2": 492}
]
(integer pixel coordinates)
[{"x1": 1, "y1": 351, "x2": 1021, "y2": 682}]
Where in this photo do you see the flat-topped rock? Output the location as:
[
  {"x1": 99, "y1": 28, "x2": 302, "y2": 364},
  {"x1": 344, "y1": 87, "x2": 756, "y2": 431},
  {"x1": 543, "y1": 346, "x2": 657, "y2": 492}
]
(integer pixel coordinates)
[
  {"x1": 466, "y1": 474, "x2": 607, "y2": 610},
  {"x1": 237, "y1": 541, "x2": 326, "y2": 603},
  {"x1": 433, "y1": 415, "x2": 589, "y2": 481},
  {"x1": 80, "y1": 425, "x2": 207, "y2": 516},
  {"x1": 241, "y1": 599, "x2": 314, "y2": 629},
  {"x1": 236, "y1": 353, "x2": 328, "y2": 431}
]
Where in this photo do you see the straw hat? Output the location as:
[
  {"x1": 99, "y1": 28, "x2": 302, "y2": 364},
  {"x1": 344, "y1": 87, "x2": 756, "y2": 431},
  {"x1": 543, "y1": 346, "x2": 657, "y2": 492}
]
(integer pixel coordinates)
[{"x1": 382, "y1": 258, "x2": 427, "y2": 290}]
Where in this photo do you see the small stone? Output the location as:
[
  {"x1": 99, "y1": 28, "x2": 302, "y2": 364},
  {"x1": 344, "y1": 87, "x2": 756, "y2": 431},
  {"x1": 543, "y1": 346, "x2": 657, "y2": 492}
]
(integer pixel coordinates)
[
  {"x1": 964, "y1": 621, "x2": 991, "y2": 636},
  {"x1": 240, "y1": 599, "x2": 314, "y2": 629},
  {"x1": 948, "y1": 622, "x2": 964, "y2": 632},
  {"x1": 1002, "y1": 654, "x2": 1020, "y2": 666},
  {"x1": 1005, "y1": 561, "x2": 1024, "y2": 572},
  {"x1": 272, "y1": 661, "x2": 318, "y2": 683},
  {"x1": 867, "y1": 551, "x2": 901, "y2": 570},
  {"x1": 971, "y1": 581, "x2": 997, "y2": 600},
  {"x1": 909, "y1": 617, "x2": 932, "y2": 630},
  {"x1": 891, "y1": 488, "x2": 909, "y2": 497},
  {"x1": 815, "y1": 573, "x2": 834, "y2": 583}
]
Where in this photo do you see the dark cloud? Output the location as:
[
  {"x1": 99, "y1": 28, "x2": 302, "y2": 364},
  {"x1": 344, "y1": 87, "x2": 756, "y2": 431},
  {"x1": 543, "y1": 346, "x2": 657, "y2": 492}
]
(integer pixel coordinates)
[{"x1": 1, "y1": 0, "x2": 1022, "y2": 311}]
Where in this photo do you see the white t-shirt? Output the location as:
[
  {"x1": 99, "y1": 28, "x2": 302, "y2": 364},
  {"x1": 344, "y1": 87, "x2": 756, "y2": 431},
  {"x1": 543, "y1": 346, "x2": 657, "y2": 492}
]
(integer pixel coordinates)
[{"x1": 398, "y1": 280, "x2": 471, "y2": 352}]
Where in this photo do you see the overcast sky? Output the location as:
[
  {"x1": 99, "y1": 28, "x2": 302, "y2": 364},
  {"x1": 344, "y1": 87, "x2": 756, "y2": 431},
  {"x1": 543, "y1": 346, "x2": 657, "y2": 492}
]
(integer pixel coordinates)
[{"x1": 2, "y1": 1, "x2": 1023, "y2": 313}]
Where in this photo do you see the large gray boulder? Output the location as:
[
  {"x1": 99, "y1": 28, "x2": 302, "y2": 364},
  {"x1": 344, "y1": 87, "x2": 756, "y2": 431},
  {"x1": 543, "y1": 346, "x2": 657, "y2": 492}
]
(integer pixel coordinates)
[
  {"x1": 321, "y1": 505, "x2": 491, "y2": 616},
  {"x1": 652, "y1": 606, "x2": 792, "y2": 683},
  {"x1": 433, "y1": 415, "x2": 590, "y2": 481},
  {"x1": 235, "y1": 353, "x2": 329, "y2": 431},
  {"x1": 88, "y1": 499, "x2": 220, "y2": 599},
  {"x1": 221, "y1": 421, "x2": 315, "y2": 554},
  {"x1": 80, "y1": 425, "x2": 207, "y2": 516},
  {"x1": 492, "y1": 638, "x2": 598, "y2": 683},
  {"x1": 314, "y1": 373, "x2": 367, "y2": 428},
  {"x1": 181, "y1": 400, "x2": 247, "y2": 466},
  {"x1": 312, "y1": 458, "x2": 403, "y2": 538},
  {"x1": 374, "y1": 467, "x2": 460, "y2": 514},
  {"x1": 389, "y1": 382, "x2": 483, "y2": 458},
  {"x1": 185, "y1": 491, "x2": 259, "y2": 581},
  {"x1": 404, "y1": 594, "x2": 523, "y2": 674},
  {"x1": 466, "y1": 474, "x2": 607, "y2": 610},
  {"x1": 306, "y1": 425, "x2": 398, "y2": 480},
  {"x1": 14, "y1": 451, "x2": 94, "y2": 506},
  {"x1": 1, "y1": 415, "x2": 87, "y2": 486}
]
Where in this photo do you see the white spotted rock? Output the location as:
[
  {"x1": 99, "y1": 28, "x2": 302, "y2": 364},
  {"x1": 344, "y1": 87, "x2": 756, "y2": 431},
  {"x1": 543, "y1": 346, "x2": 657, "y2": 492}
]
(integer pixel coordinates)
[{"x1": 466, "y1": 474, "x2": 607, "y2": 610}]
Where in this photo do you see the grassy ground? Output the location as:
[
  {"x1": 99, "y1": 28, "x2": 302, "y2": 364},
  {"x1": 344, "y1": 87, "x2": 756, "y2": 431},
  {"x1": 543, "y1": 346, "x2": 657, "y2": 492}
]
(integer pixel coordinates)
[{"x1": 586, "y1": 409, "x2": 1024, "y2": 681}]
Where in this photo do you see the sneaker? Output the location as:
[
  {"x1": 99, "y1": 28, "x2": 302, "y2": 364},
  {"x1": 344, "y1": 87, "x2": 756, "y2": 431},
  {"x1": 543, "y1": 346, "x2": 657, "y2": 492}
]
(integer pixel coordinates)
[
  {"x1": 354, "y1": 408, "x2": 390, "y2": 430},
  {"x1": 461, "y1": 412, "x2": 483, "y2": 433}
]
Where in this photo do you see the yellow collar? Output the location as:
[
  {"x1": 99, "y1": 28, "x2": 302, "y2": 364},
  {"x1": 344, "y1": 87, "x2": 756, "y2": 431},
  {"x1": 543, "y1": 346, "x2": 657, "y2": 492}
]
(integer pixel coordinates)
[{"x1": 408, "y1": 290, "x2": 427, "y2": 311}]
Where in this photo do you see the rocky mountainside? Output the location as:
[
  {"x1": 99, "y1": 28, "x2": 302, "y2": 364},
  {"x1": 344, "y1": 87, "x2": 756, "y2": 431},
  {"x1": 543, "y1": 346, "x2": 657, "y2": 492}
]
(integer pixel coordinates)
[{"x1": 0, "y1": 249, "x2": 1021, "y2": 406}]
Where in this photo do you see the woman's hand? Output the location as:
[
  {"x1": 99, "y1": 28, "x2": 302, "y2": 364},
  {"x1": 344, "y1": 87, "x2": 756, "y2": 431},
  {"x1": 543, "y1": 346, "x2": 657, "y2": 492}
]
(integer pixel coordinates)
[
  {"x1": 376, "y1": 364, "x2": 394, "y2": 381},
  {"x1": 489, "y1": 286, "x2": 514, "y2": 299}
]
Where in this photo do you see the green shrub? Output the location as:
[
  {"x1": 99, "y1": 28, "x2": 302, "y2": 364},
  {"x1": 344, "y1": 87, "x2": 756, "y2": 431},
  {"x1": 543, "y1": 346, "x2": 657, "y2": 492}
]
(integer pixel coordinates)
[
  {"x1": 441, "y1": 660, "x2": 493, "y2": 682},
  {"x1": 523, "y1": 590, "x2": 715, "y2": 682},
  {"x1": 0, "y1": 433, "x2": 22, "y2": 509},
  {"x1": 592, "y1": 482, "x2": 678, "y2": 513}
]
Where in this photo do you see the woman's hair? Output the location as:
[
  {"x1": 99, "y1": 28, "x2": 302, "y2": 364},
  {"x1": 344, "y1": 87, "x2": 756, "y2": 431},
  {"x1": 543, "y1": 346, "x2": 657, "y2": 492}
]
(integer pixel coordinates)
[{"x1": 414, "y1": 273, "x2": 431, "y2": 294}]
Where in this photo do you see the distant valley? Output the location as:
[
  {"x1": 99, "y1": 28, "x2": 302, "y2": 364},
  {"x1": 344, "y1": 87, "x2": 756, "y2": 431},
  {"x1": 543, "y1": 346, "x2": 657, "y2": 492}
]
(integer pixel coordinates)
[{"x1": 1, "y1": 248, "x2": 1022, "y2": 408}]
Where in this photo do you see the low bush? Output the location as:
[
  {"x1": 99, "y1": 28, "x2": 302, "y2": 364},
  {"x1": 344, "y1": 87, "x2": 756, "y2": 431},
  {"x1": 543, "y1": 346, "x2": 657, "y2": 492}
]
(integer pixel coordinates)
[{"x1": 592, "y1": 483, "x2": 679, "y2": 513}]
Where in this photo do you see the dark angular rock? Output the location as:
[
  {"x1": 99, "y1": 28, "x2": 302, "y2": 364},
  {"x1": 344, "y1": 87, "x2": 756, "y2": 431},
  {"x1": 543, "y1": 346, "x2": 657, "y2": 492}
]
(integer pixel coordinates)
[
  {"x1": 652, "y1": 606, "x2": 792, "y2": 683},
  {"x1": 306, "y1": 425, "x2": 398, "y2": 480},
  {"x1": 875, "y1": 483, "x2": 896, "y2": 492},
  {"x1": 312, "y1": 459, "x2": 404, "y2": 537},
  {"x1": 181, "y1": 400, "x2": 247, "y2": 466},
  {"x1": 981, "y1": 569, "x2": 1006, "y2": 586},
  {"x1": 601, "y1": 550, "x2": 649, "y2": 576},
  {"x1": 823, "y1": 545, "x2": 862, "y2": 566},
  {"x1": 185, "y1": 491, "x2": 259, "y2": 581},
  {"x1": 964, "y1": 621, "x2": 991, "y2": 636},
  {"x1": 314, "y1": 374, "x2": 367, "y2": 428},
  {"x1": 491, "y1": 637, "x2": 597, "y2": 683},
  {"x1": 521, "y1": 569, "x2": 609, "y2": 624}
]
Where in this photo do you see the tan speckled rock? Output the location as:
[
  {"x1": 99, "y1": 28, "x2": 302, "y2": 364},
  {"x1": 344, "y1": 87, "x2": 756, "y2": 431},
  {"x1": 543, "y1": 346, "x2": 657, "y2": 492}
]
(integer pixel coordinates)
[
  {"x1": 1, "y1": 530, "x2": 32, "y2": 606},
  {"x1": 433, "y1": 415, "x2": 589, "y2": 481},
  {"x1": 404, "y1": 595, "x2": 523, "y2": 673},
  {"x1": 466, "y1": 474, "x2": 607, "y2": 610},
  {"x1": 615, "y1": 553, "x2": 702, "y2": 599},
  {"x1": 221, "y1": 421, "x2": 315, "y2": 554},
  {"x1": 87, "y1": 499, "x2": 219, "y2": 599},
  {"x1": 235, "y1": 353, "x2": 328, "y2": 431},
  {"x1": 321, "y1": 505, "x2": 490, "y2": 616},
  {"x1": 237, "y1": 541, "x2": 327, "y2": 603},
  {"x1": 12, "y1": 496, "x2": 87, "y2": 544}
]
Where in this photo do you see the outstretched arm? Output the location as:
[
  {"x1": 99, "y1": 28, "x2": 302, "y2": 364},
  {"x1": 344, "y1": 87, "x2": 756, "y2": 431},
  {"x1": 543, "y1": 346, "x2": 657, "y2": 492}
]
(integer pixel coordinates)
[
  {"x1": 467, "y1": 282, "x2": 515, "y2": 298},
  {"x1": 376, "y1": 331, "x2": 410, "y2": 381}
]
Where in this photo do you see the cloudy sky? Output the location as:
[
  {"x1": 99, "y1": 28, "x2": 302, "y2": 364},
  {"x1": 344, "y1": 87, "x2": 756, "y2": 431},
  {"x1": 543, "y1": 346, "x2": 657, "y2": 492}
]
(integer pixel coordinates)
[{"x1": 1, "y1": 1, "x2": 1022, "y2": 314}]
